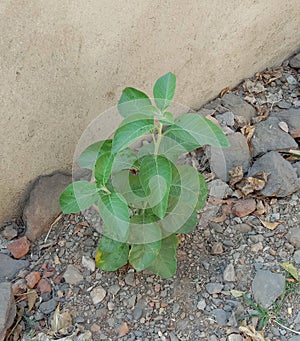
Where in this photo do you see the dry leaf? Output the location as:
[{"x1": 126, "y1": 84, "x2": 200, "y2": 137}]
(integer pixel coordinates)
[
  {"x1": 220, "y1": 86, "x2": 230, "y2": 97},
  {"x1": 278, "y1": 121, "x2": 289, "y2": 133},
  {"x1": 51, "y1": 304, "x2": 73, "y2": 333},
  {"x1": 260, "y1": 219, "x2": 280, "y2": 231},
  {"x1": 229, "y1": 166, "x2": 244, "y2": 187},
  {"x1": 118, "y1": 322, "x2": 130, "y2": 337},
  {"x1": 236, "y1": 172, "x2": 268, "y2": 196},
  {"x1": 288, "y1": 149, "x2": 300, "y2": 157},
  {"x1": 231, "y1": 289, "x2": 246, "y2": 298},
  {"x1": 241, "y1": 124, "x2": 256, "y2": 143},
  {"x1": 27, "y1": 289, "x2": 38, "y2": 312},
  {"x1": 255, "y1": 200, "x2": 266, "y2": 216},
  {"x1": 239, "y1": 325, "x2": 267, "y2": 341},
  {"x1": 280, "y1": 262, "x2": 299, "y2": 280},
  {"x1": 54, "y1": 254, "x2": 61, "y2": 265}
]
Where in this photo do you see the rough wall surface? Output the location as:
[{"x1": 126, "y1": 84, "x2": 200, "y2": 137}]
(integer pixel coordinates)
[{"x1": 1, "y1": 0, "x2": 300, "y2": 223}]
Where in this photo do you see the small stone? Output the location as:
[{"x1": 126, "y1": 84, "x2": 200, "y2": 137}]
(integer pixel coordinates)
[
  {"x1": 211, "y1": 241, "x2": 224, "y2": 255},
  {"x1": 270, "y1": 108, "x2": 300, "y2": 131},
  {"x1": 286, "y1": 228, "x2": 300, "y2": 249},
  {"x1": 118, "y1": 322, "x2": 130, "y2": 337},
  {"x1": 227, "y1": 334, "x2": 243, "y2": 341},
  {"x1": 0, "y1": 253, "x2": 29, "y2": 281},
  {"x1": 81, "y1": 255, "x2": 95, "y2": 272},
  {"x1": 90, "y1": 286, "x2": 106, "y2": 305},
  {"x1": 278, "y1": 121, "x2": 289, "y2": 133},
  {"x1": 251, "y1": 242, "x2": 263, "y2": 252},
  {"x1": 25, "y1": 271, "x2": 41, "y2": 289},
  {"x1": 215, "y1": 111, "x2": 235, "y2": 127},
  {"x1": 0, "y1": 282, "x2": 16, "y2": 341},
  {"x1": 233, "y1": 223, "x2": 252, "y2": 233},
  {"x1": 91, "y1": 323, "x2": 101, "y2": 332},
  {"x1": 252, "y1": 270, "x2": 285, "y2": 308},
  {"x1": 223, "y1": 263, "x2": 236, "y2": 282},
  {"x1": 294, "y1": 250, "x2": 300, "y2": 264},
  {"x1": 207, "y1": 179, "x2": 233, "y2": 199},
  {"x1": 232, "y1": 199, "x2": 256, "y2": 217},
  {"x1": 206, "y1": 282, "x2": 224, "y2": 294},
  {"x1": 63, "y1": 265, "x2": 83, "y2": 285},
  {"x1": 197, "y1": 299, "x2": 206, "y2": 310},
  {"x1": 39, "y1": 298, "x2": 57, "y2": 314},
  {"x1": 108, "y1": 284, "x2": 120, "y2": 296},
  {"x1": 133, "y1": 300, "x2": 146, "y2": 320},
  {"x1": 107, "y1": 302, "x2": 115, "y2": 311},
  {"x1": 37, "y1": 278, "x2": 52, "y2": 293},
  {"x1": 23, "y1": 173, "x2": 72, "y2": 241},
  {"x1": 124, "y1": 271, "x2": 135, "y2": 286},
  {"x1": 2, "y1": 225, "x2": 18, "y2": 240},
  {"x1": 286, "y1": 75, "x2": 298, "y2": 85},
  {"x1": 7, "y1": 236, "x2": 30, "y2": 259},
  {"x1": 211, "y1": 308, "x2": 228, "y2": 326},
  {"x1": 290, "y1": 53, "x2": 300, "y2": 68}
]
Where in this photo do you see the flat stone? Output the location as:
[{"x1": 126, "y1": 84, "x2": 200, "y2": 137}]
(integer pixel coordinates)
[
  {"x1": 208, "y1": 132, "x2": 251, "y2": 182},
  {"x1": 124, "y1": 271, "x2": 135, "y2": 286},
  {"x1": 289, "y1": 336, "x2": 300, "y2": 341},
  {"x1": 215, "y1": 111, "x2": 235, "y2": 127},
  {"x1": 0, "y1": 253, "x2": 29, "y2": 280},
  {"x1": 223, "y1": 263, "x2": 236, "y2": 282},
  {"x1": 25, "y1": 271, "x2": 41, "y2": 289},
  {"x1": 293, "y1": 162, "x2": 300, "y2": 177},
  {"x1": 63, "y1": 265, "x2": 83, "y2": 285},
  {"x1": 2, "y1": 224, "x2": 18, "y2": 240},
  {"x1": 133, "y1": 300, "x2": 146, "y2": 320},
  {"x1": 211, "y1": 308, "x2": 228, "y2": 326},
  {"x1": 286, "y1": 228, "x2": 300, "y2": 249},
  {"x1": 197, "y1": 299, "x2": 206, "y2": 310},
  {"x1": 23, "y1": 172, "x2": 71, "y2": 241},
  {"x1": 232, "y1": 198, "x2": 256, "y2": 217},
  {"x1": 227, "y1": 334, "x2": 243, "y2": 341},
  {"x1": 221, "y1": 93, "x2": 256, "y2": 125},
  {"x1": 290, "y1": 53, "x2": 300, "y2": 68},
  {"x1": 81, "y1": 255, "x2": 95, "y2": 272},
  {"x1": 252, "y1": 270, "x2": 285, "y2": 308},
  {"x1": 37, "y1": 278, "x2": 52, "y2": 293},
  {"x1": 39, "y1": 298, "x2": 58, "y2": 314},
  {"x1": 207, "y1": 179, "x2": 233, "y2": 199},
  {"x1": 90, "y1": 286, "x2": 106, "y2": 305},
  {"x1": 270, "y1": 108, "x2": 300, "y2": 131},
  {"x1": 248, "y1": 151, "x2": 300, "y2": 197},
  {"x1": 206, "y1": 282, "x2": 224, "y2": 294},
  {"x1": 0, "y1": 282, "x2": 16, "y2": 341},
  {"x1": 251, "y1": 117, "x2": 297, "y2": 157},
  {"x1": 294, "y1": 250, "x2": 300, "y2": 263},
  {"x1": 233, "y1": 223, "x2": 252, "y2": 233},
  {"x1": 7, "y1": 236, "x2": 30, "y2": 259}
]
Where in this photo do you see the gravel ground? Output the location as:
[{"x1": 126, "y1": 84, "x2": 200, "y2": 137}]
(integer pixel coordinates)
[{"x1": 2, "y1": 51, "x2": 300, "y2": 341}]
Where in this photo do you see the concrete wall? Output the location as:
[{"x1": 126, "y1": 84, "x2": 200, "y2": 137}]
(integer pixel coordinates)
[{"x1": 1, "y1": 0, "x2": 300, "y2": 223}]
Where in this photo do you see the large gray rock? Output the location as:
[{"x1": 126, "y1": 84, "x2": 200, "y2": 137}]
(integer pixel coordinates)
[
  {"x1": 208, "y1": 132, "x2": 251, "y2": 182},
  {"x1": 293, "y1": 162, "x2": 300, "y2": 177},
  {"x1": 248, "y1": 151, "x2": 300, "y2": 197},
  {"x1": 221, "y1": 93, "x2": 256, "y2": 125},
  {"x1": 0, "y1": 282, "x2": 16, "y2": 341},
  {"x1": 252, "y1": 270, "x2": 285, "y2": 309},
  {"x1": 290, "y1": 53, "x2": 300, "y2": 68},
  {"x1": 23, "y1": 172, "x2": 71, "y2": 241},
  {"x1": 0, "y1": 253, "x2": 29, "y2": 281},
  {"x1": 270, "y1": 108, "x2": 300, "y2": 130},
  {"x1": 286, "y1": 228, "x2": 300, "y2": 249},
  {"x1": 251, "y1": 117, "x2": 298, "y2": 157}
]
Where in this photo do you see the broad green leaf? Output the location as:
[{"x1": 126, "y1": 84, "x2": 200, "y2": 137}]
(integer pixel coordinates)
[
  {"x1": 112, "y1": 148, "x2": 137, "y2": 173},
  {"x1": 127, "y1": 214, "x2": 161, "y2": 244},
  {"x1": 118, "y1": 87, "x2": 157, "y2": 117},
  {"x1": 165, "y1": 114, "x2": 229, "y2": 151},
  {"x1": 97, "y1": 191, "x2": 130, "y2": 242},
  {"x1": 147, "y1": 234, "x2": 178, "y2": 278},
  {"x1": 59, "y1": 181, "x2": 98, "y2": 213},
  {"x1": 77, "y1": 140, "x2": 112, "y2": 170},
  {"x1": 159, "y1": 111, "x2": 174, "y2": 125},
  {"x1": 94, "y1": 152, "x2": 114, "y2": 186},
  {"x1": 112, "y1": 114, "x2": 155, "y2": 153},
  {"x1": 139, "y1": 155, "x2": 172, "y2": 219},
  {"x1": 129, "y1": 241, "x2": 161, "y2": 271},
  {"x1": 281, "y1": 262, "x2": 299, "y2": 280},
  {"x1": 153, "y1": 72, "x2": 176, "y2": 111},
  {"x1": 95, "y1": 236, "x2": 129, "y2": 271},
  {"x1": 195, "y1": 173, "x2": 208, "y2": 210},
  {"x1": 176, "y1": 210, "x2": 197, "y2": 234}
]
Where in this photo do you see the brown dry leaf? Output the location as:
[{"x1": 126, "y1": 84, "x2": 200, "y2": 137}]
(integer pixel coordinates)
[
  {"x1": 229, "y1": 166, "x2": 244, "y2": 187},
  {"x1": 53, "y1": 254, "x2": 61, "y2": 265},
  {"x1": 260, "y1": 219, "x2": 280, "y2": 231},
  {"x1": 255, "y1": 200, "x2": 266, "y2": 216},
  {"x1": 290, "y1": 128, "x2": 300, "y2": 138},
  {"x1": 220, "y1": 86, "x2": 230, "y2": 97},
  {"x1": 239, "y1": 325, "x2": 267, "y2": 341},
  {"x1": 236, "y1": 175, "x2": 266, "y2": 196},
  {"x1": 51, "y1": 304, "x2": 73, "y2": 333},
  {"x1": 118, "y1": 322, "x2": 130, "y2": 337},
  {"x1": 13, "y1": 323, "x2": 23, "y2": 341},
  {"x1": 27, "y1": 289, "x2": 38, "y2": 312},
  {"x1": 241, "y1": 124, "x2": 256, "y2": 143}
]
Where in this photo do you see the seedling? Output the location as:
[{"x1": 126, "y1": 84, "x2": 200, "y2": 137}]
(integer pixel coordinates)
[{"x1": 59, "y1": 72, "x2": 229, "y2": 278}]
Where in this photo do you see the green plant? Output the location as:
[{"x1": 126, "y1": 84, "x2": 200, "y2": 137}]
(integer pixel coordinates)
[{"x1": 59, "y1": 72, "x2": 229, "y2": 278}]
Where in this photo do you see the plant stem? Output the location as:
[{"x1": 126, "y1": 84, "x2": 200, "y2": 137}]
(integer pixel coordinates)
[{"x1": 154, "y1": 121, "x2": 163, "y2": 156}]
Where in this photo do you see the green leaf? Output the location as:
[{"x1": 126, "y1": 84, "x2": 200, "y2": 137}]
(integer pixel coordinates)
[
  {"x1": 59, "y1": 181, "x2": 98, "y2": 213},
  {"x1": 159, "y1": 111, "x2": 174, "y2": 125},
  {"x1": 97, "y1": 191, "x2": 130, "y2": 242},
  {"x1": 95, "y1": 236, "x2": 129, "y2": 271},
  {"x1": 112, "y1": 114, "x2": 155, "y2": 153},
  {"x1": 94, "y1": 152, "x2": 114, "y2": 186},
  {"x1": 118, "y1": 87, "x2": 157, "y2": 118},
  {"x1": 139, "y1": 155, "x2": 172, "y2": 219},
  {"x1": 77, "y1": 140, "x2": 112, "y2": 170},
  {"x1": 281, "y1": 262, "x2": 299, "y2": 280},
  {"x1": 176, "y1": 210, "x2": 197, "y2": 234},
  {"x1": 153, "y1": 72, "x2": 176, "y2": 111},
  {"x1": 165, "y1": 114, "x2": 229, "y2": 151},
  {"x1": 127, "y1": 214, "x2": 162, "y2": 244},
  {"x1": 147, "y1": 234, "x2": 178, "y2": 278},
  {"x1": 112, "y1": 148, "x2": 137, "y2": 173},
  {"x1": 129, "y1": 240, "x2": 161, "y2": 271},
  {"x1": 195, "y1": 173, "x2": 208, "y2": 210}
]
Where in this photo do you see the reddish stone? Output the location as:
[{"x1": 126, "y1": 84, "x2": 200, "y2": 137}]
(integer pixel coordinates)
[
  {"x1": 25, "y1": 271, "x2": 41, "y2": 289},
  {"x1": 42, "y1": 271, "x2": 54, "y2": 278},
  {"x1": 37, "y1": 278, "x2": 51, "y2": 294},
  {"x1": 232, "y1": 198, "x2": 256, "y2": 217},
  {"x1": 7, "y1": 236, "x2": 30, "y2": 259}
]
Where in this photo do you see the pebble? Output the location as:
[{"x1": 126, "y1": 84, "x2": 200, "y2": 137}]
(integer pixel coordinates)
[
  {"x1": 223, "y1": 263, "x2": 236, "y2": 282},
  {"x1": 233, "y1": 223, "x2": 252, "y2": 233},
  {"x1": 197, "y1": 299, "x2": 206, "y2": 310},
  {"x1": 211, "y1": 309, "x2": 228, "y2": 326},
  {"x1": 2, "y1": 225, "x2": 18, "y2": 240},
  {"x1": 39, "y1": 298, "x2": 57, "y2": 314},
  {"x1": 232, "y1": 199, "x2": 256, "y2": 217},
  {"x1": 211, "y1": 241, "x2": 224, "y2": 255},
  {"x1": 293, "y1": 250, "x2": 300, "y2": 264},
  {"x1": 0, "y1": 253, "x2": 29, "y2": 281},
  {"x1": 90, "y1": 286, "x2": 106, "y2": 305},
  {"x1": 206, "y1": 282, "x2": 224, "y2": 294},
  {"x1": 286, "y1": 227, "x2": 300, "y2": 249},
  {"x1": 63, "y1": 265, "x2": 83, "y2": 285},
  {"x1": 25, "y1": 271, "x2": 41, "y2": 289},
  {"x1": 227, "y1": 334, "x2": 243, "y2": 341},
  {"x1": 125, "y1": 271, "x2": 135, "y2": 286},
  {"x1": 290, "y1": 53, "x2": 300, "y2": 68},
  {"x1": 81, "y1": 255, "x2": 95, "y2": 272},
  {"x1": 7, "y1": 236, "x2": 30, "y2": 259}
]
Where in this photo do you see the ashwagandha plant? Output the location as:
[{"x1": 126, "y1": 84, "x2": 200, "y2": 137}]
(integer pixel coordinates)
[{"x1": 59, "y1": 72, "x2": 229, "y2": 278}]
